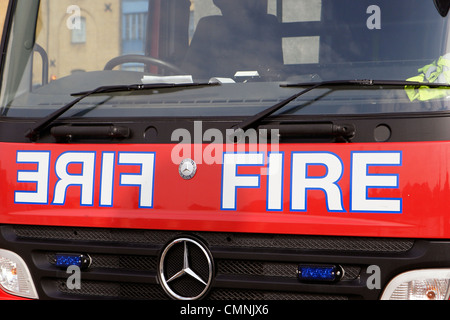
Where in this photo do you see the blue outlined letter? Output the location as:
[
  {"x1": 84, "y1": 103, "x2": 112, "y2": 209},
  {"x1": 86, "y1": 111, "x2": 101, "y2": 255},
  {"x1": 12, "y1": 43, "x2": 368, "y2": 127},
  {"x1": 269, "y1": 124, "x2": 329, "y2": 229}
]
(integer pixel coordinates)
[
  {"x1": 15, "y1": 151, "x2": 51, "y2": 204},
  {"x1": 221, "y1": 152, "x2": 264, "y2": 210},
  {"x1": 52, "y1": 152, "x2": 96, "y2": 206},
  {"x1": 118, "y1": 152, "x2": 155, "y2": 208},
  {"x1": 291, "y1": 152, "x2": 345, "y2": 212},
  {"x1": 267, "y1": 152, "x2": 284, "y2": 211},
  {"x1": 99, "y1": 152, "x2": 115, "y2": 207},
  {"x1": 350, "y1": 151, "x2": 402, "y2": 213}
]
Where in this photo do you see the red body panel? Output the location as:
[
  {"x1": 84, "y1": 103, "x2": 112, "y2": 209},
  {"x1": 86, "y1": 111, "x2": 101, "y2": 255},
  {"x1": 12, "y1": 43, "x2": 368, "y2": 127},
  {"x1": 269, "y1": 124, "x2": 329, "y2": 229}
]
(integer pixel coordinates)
[
  {"x1": 1, "y1": 141, "x2": 449, "y2": 239},
  {"x1": 0, "y1": 289, "x2": 29, "y2": 300}
]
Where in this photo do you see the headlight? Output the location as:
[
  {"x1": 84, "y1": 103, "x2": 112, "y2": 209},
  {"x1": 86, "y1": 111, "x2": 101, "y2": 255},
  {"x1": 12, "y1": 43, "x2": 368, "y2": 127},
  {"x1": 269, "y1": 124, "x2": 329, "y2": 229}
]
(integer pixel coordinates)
[
  {"x1": 0, "y1": 249, "x2": 38, "y2": 299},
  {"x1": 381, "y1": 269, "x2": 450, "y2": 300}
]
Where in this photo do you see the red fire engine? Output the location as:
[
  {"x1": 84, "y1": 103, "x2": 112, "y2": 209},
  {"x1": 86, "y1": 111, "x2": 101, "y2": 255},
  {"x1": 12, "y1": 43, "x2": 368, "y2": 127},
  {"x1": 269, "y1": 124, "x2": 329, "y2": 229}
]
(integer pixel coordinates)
[{"x1": 0, "y1": 0, "x2": 450, "y2": 301}]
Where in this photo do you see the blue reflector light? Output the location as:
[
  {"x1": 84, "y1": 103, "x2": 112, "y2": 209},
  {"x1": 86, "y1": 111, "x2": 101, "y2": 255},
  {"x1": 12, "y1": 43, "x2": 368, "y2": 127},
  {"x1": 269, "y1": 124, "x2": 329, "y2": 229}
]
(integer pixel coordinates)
[
  {"x1": 55, "y1": 253, "x2": 91, "y2": 269},
  {"x1": 298, "y1": 265, "x2": 342, "y2": 282}
]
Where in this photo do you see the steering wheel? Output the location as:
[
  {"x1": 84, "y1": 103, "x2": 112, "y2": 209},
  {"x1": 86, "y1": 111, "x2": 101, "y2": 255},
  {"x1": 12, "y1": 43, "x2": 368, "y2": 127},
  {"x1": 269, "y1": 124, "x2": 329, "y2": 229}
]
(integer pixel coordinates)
[{"x1": 104, "y1": 54, "x2": 184, "y2": 75}]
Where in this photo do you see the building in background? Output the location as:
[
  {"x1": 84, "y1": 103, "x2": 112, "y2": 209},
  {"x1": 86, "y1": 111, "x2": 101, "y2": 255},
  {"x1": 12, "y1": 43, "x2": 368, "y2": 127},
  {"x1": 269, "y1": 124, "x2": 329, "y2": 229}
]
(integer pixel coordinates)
[
  {"x1": 32, "y1": 0, "x2": 186, "y2": 83},
  {"x1": 0, "y1": 0, "x2": 8, "y2": 36},
  {"x1": 34, "y1": 0, "x2": 122, "y2": 82},
  {"x1": 4, "y1": 0, "x2": 322, "y2": 85}
]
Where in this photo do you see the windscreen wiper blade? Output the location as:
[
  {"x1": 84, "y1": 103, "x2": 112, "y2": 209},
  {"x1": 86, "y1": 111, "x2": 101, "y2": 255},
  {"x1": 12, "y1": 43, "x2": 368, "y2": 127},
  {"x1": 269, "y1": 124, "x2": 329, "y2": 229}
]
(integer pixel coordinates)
[
  {"x1": 232, "y1": 79, "x2": 450, "y2": 131},
  {"x1": 25, "y1": 82, "x2": 216, "y2": 141},
  {"x1": 70, "y1": 82, "x2": 216, "y2": 96}
]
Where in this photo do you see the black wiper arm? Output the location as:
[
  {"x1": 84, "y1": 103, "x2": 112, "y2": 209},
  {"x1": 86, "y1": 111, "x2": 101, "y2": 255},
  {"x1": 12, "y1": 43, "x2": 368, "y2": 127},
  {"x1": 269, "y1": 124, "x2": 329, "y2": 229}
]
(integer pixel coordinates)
[
  {"x1": 69, "y1": 82, "x2": 216, "y2": 96},
  {"x1": 25, "y1": 82, "x2": 216, "y2": 141},
  {"x1": 232, "y1": 79, "x2": 450, "y2": 131}
]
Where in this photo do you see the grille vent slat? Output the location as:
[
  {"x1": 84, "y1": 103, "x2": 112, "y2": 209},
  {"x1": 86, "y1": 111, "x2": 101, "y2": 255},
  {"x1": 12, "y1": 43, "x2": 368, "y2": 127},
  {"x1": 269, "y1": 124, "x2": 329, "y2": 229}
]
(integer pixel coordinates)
[{"x1": 14, "y1": 225, "x2": 414, "y2": 252}]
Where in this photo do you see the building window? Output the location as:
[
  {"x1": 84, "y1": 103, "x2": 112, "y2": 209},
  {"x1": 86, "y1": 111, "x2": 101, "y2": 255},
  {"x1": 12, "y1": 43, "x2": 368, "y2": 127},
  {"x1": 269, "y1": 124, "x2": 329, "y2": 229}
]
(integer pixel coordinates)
[
  {"x1": 122, "y1": 0, "x2": 148, "y2": 55},
  {"x1": 123, "y1": 12, "x2": 147, "y2": 42},
  {"x1": 71, "y1": 17, "x2": 86, "y2": 44}
]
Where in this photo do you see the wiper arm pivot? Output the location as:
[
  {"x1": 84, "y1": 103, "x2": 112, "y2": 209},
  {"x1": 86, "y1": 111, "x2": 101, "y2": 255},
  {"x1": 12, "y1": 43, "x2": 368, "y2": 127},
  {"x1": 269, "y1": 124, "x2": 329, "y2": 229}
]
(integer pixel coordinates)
[
  {"x1": 25, "y1": 87, "x2": 102, "y2": 141},
  {"x1": 25, "y1": 82, "x2": 216, "y2": 141}
]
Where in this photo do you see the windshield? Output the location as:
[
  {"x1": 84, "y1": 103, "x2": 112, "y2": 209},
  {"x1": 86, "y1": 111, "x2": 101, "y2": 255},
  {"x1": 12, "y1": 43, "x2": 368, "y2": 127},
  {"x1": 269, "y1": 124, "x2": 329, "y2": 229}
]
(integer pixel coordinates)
[{"x1": 1, "y1": 0, "x2": 450, "y2": 118}]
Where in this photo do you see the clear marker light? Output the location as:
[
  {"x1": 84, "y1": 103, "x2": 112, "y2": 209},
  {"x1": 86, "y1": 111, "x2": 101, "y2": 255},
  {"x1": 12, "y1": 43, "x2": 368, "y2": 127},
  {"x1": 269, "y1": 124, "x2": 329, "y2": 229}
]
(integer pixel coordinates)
[
  {"x1": 0, "y1": 249, "x2": 39, "y2": 299},
  {"x1": 381, "y1": 269, "x2": 450, "y2": 300}
]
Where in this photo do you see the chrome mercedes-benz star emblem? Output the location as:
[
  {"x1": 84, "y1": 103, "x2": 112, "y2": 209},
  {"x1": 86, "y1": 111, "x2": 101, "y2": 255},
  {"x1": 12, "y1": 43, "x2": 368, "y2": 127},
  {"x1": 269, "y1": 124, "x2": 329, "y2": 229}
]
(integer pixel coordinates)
[
  {"x1": 158, "y1": 237, "x2": 214, "y2": 300},
  {"x1": 179, "y1": 158, "x2": 197, "y2": 180}
]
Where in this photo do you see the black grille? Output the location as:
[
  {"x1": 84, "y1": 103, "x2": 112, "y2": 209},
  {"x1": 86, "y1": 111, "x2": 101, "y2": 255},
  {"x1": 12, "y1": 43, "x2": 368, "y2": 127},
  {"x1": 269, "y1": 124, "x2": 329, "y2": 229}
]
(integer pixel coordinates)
[
  {"x1": 51, "y1": 279, "x2": 167, "y2": 300},
  {"x1": 13, "y1": 224, "x2": 414, "y2": 252},
  {"x1": 47, "y1": 253, "x2": 158, "y2": 272},
  {"x1": 51, "y1": 279, "x2": 348, "y2": 300},
  {"x1": 209, "y1": 289, "x2": 348, "y2": 300},
  {"x1": 217, "y1": 260, "x2": 361, "y2": 281},
  {"x1": 0, "y1": 224, "x2": 428, "y2": 300}
]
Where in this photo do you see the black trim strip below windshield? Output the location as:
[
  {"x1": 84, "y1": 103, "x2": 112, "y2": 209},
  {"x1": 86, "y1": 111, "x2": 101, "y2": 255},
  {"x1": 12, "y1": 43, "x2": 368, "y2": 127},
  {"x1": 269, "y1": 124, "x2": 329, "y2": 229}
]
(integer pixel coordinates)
[{"x1": 2, "y1": 113, "x2": 450, "y2": 144}]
